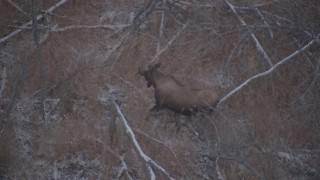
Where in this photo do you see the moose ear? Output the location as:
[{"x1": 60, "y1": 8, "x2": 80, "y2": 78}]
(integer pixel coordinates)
[
  {"x1": 138, "y1": 68, "x2": 146, "y2": 75},
  {"x1": 147, "y1": 82, "x2": 152, "y2": 88}
]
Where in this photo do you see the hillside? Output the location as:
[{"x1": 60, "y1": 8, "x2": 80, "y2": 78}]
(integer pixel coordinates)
[{"x1": 0, "y1": 0, "x2": 319, "y2": 179}]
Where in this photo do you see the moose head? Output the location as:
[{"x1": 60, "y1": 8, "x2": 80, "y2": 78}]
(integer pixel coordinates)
[{"x1": 138, "y1": 62, "x2": 161, "y2": 88}]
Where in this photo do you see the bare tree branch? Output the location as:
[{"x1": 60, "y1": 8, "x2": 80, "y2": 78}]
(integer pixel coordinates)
[
  {"x1": 254, "y1": 7, "x2": 273, "y2": 39},
  {"x1": 112, "y1": 97, "x2": 175, "y2": 180},
  {"x1": 215, "y1": 157, "x2": 224, "y2": 180},
  {"x1": 218, "y1": 34, "x2": 320, "y2": 106},
  {"x1": 135, "y1": 128, "x2": 190, "y2": 178},
  {"x1": 223, "y1": 0, "x2": 273, "y2": 67},
  {"x1": 132, "y1": 0, "x2": 158, "y2": 30},
  {"x1": 150, "y1": 21, "x2": 189, "y2": 64},
  {"x1": 0, "y1": 0, "x2": 69, "y2": 44},
  {"x1": 6, "y1": 0, "x2": 29, "y2": 16},
  {"x1": 233, "y1": 1, "x2": 279, "y2": 9},
  {"x1": 0, "y1": 40, "x2": 33, "y2": 136},
  {"x1": 51, "y1": 24, "x2": 130, "y2": 32},
  {"x1": 31, "y1": 0, "x2": 46, "y2": 120},
  {"x1": 157, "y1": 10, "x2": 165, "y2": 53},
  {"x1": 104, "y1": 145, "x2": 134, "y2": 180},
  {"x1": 0, "y1": 64, "x2": 7, "y2": 101}
]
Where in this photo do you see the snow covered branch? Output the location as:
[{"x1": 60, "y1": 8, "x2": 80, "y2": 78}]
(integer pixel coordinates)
[
  {"x1": 112, "y1": 97, "x2": 175, "y2": 180},
  {"x1": 218, "y1": 34, "x2": 319, "y2": 106},
  {"x1": 0, "y1": 0, "x2": 69, "y2": 44}
]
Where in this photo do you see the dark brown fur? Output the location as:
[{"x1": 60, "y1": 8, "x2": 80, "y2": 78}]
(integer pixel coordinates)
[{"x1": 139, "y1": 63, "x2": 220, "y2": 115}]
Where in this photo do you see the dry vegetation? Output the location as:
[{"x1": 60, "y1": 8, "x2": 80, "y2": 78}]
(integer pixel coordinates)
[{"x1": 0, "y1": 0, "x2": 320, "y2": 179}]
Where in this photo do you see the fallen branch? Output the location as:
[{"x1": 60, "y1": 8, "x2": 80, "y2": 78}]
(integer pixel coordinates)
[
  {"x1": 0, "y1": 0, "x2": 69, "y2": 44},
  {"x1": 135, "y1": 128, "x2": 189, "y2": 178},
  {"x1": 218, "y1": 34, "x2": 319, "y2": 106},
  {"x1": 112, "y1": 97, "x2": 175, "y2": 180}
]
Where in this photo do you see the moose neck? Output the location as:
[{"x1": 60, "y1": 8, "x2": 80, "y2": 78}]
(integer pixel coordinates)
[{"x1": 150, "y1": 70, "x2": 163, "y2": 89}]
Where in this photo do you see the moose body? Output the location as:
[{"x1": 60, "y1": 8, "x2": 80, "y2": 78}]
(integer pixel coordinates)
[{"x1": 139, "y1": 63, "x2": 220, "y2": 115}]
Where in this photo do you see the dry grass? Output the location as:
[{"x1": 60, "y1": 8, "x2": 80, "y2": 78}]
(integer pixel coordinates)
[{"x1": 0, "y1": 0, "x2": 319, "y2": 179}]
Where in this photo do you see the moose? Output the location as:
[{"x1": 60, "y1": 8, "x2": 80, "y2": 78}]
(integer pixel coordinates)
[{"x1": 138, "y1": 63, "x2": 221, "y2": 116}]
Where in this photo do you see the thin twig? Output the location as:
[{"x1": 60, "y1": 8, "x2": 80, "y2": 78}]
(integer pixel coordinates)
[
  {"x1": 0, "y1": 65, "x2": 7, "y2": 100},
  {"x1": 150, "y1": 21, "x2": 189, "y2": 64},
  {"x1": 0, "y1": 38, "x2": 33, "y2": 136},
  {"x1": 135, "y1": 128, "x2": 189, "y2": 178},
  {"x1": 261, "y1": 10, "x2": 313, "y2": 37},
  {"x1": 233, "y1": 0, "x2": 279, "y2": 9},
  {"x1": 157, "y1": 10, "x2": 165, "y2": 53},
  {"x1": 51, "y1": 24, "x2": 130, "y2": 32},
  {"x1": 223, "y1": 0, "x2": 273, "y2": 67},
  {"x1": 215, "y1": 157, "x2": 224, "y2": 180},
  {"x1": 104, "y1": 146, "x2": 134, "y2": 180},
  {"x1": 254, "y1": 7, "x2": 273, "y2": 39},
  {"x1": 6, "y1": 0, "x2": 29, "y2": 16}
]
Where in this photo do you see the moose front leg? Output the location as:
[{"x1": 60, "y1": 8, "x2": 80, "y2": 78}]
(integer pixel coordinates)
[
  {"x1": 151, "y1": 94, "x2": 166, "y2": 112},
  {"x1": 150, "y1": 104, "x2": 161, "y2": 112}
]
